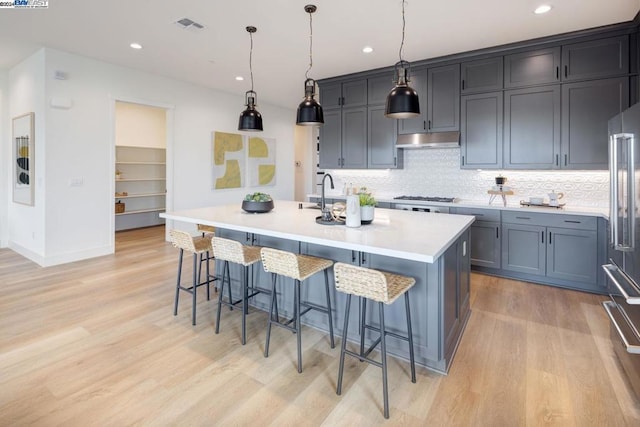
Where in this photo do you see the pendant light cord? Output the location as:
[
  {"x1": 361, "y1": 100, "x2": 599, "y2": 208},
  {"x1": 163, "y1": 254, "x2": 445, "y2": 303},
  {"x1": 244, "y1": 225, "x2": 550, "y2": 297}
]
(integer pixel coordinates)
[
  {"x1": 305, "y1": 10, "x2": 313, "y2": 80},
  {"x1": 399, "y1": 0, "x2": 406, "y2": 63},
  {"x1": 249, "y1": 30, "x2": 255, "y2": 92}
]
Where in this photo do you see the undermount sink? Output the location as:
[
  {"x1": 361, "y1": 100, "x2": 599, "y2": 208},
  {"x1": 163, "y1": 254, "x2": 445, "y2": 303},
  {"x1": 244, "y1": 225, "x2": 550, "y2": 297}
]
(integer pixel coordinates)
[{"x1": 304, "y1": 204, "x2": 322, "y2": 210}]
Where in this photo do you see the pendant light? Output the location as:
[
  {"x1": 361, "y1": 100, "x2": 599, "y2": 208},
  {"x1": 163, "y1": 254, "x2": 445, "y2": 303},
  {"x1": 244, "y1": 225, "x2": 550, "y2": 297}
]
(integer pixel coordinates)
[
  {"x1": 238, "y1": 26, "x2": 263, "y2": 132},
  {"x1": 385, "y1": 0, "x2": 420, "y2": 119},
  {"x1": 296, "y1": 4, "x2": 324, "y2": 126}
]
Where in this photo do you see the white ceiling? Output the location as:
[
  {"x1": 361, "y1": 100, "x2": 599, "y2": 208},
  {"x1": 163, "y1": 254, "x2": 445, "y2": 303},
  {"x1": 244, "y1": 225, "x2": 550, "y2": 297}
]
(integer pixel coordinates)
[{"x1": 0, "y1": 0, "x2": 638, "y2": 109}]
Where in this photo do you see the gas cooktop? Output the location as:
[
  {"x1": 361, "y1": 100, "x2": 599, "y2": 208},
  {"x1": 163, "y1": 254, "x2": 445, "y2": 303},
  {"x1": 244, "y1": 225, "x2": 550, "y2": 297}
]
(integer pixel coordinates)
[{"x1": 393, "y1": 196, "x2": 456, "y2": 203}]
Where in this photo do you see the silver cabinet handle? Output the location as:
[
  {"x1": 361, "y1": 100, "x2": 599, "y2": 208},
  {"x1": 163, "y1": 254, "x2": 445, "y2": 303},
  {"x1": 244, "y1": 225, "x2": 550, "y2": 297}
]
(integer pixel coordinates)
[
  {"x1": 609, "y1": 134, "x2": 617, "y2": 246},
  {"x1": 602, "y1": 301, "x2": 640, "y2": 354},
  {"x1": 628, "y1": 133, "x2": 636, "y2": 250}
]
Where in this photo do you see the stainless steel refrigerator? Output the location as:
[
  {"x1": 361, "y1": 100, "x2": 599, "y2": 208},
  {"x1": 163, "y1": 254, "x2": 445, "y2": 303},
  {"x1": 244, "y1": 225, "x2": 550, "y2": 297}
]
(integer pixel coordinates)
[{"x1": 603, "y1": 101, "x2": 640, "y2": 399}]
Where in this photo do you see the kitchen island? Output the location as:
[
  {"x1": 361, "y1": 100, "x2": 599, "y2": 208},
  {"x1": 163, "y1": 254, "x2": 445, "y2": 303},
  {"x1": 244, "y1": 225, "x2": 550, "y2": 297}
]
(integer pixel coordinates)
[{"x1": 161, "y1": 201, "x2": 475, "y2": 373}]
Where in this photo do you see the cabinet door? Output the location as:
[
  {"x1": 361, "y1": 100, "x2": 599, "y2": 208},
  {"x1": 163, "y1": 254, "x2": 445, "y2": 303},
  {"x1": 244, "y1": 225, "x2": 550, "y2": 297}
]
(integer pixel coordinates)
[
  {"x1": 428, "y1": 64, "x2": 460, "y2": 132},
  {"x1": 504, "y1": 85, "x2": 561, "y2": 169},
  {"x1": 461, "y1": 57, "x2": 503, "y2": 93},
  {"x1": 502, "y1": 223, "x2": 546, "y2": 276},
  {"x1": 460, "y1": 91, "x2": 503, "y2": 169},
  {"x1": 442, "y1": 240, "x2": 460, "y2": 360},
  {"x1": 342, "y1": 80, "x2": 367, "y2": 107},
  {"x1": 561, "y1": 77, "x2": 629, "y2": 169},
  {"x1": 319, "y1": 82, "x2": 342, "y2": 109},
  {"x1": 546, "y1": 227, "x2": 598, "y2": 286},
  {"x1": 318, "y1": 109, "x2": 342, "y2": 169},
  {"x1": 398, "y1": 67, "x2": 428, "y2": 134},
  {"x1": 470, "y1": 221, "x2": 501, "y2": 269},
  {"x1": 562, "y1": 35, "x2": 629, "y2": 81},
  {"x1": 368, "y1": 74, "x2": 393, "y2": 105},
  {"x1": 341, "y1": 106, "x2": 368, "y2": 169},
  {"x1": 504, "y1": 47, "x2": 561, "y2": 88},
  {"x1": 368, "y1": 105, "x2": 400, "y2": 169}
]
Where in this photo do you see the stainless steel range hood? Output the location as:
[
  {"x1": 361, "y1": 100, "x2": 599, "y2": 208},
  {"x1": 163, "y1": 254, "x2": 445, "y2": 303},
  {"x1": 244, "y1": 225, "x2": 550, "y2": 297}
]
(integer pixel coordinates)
[{"x1": 395, "y1": 131, "x2": 460, "y2": 149}]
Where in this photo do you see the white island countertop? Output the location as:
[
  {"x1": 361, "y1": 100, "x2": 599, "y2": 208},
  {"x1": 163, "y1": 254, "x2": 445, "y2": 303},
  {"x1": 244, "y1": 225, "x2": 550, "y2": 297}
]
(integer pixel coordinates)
[{"x1": 161, "y1": 200, "x2": 475, "y2": 264}]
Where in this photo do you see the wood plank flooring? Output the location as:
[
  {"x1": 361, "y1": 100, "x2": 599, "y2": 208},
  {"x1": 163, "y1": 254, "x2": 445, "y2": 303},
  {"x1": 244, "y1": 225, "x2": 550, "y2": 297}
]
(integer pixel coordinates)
[{"x1": 1, "y1": 226, "x2": 639, "y2": 426}]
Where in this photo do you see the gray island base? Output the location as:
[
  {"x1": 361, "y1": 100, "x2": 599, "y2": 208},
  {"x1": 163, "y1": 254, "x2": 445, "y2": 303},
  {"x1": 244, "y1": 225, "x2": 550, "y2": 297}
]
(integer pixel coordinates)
[{"x1": 161, "y1": 201, "x2": 474, "y2": 374}]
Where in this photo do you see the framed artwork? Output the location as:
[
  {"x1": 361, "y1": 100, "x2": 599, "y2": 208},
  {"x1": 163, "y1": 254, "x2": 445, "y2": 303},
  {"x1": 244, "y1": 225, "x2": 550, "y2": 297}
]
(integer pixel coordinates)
[
  {"x1": 247, "y1": 136, "x2": 276, "y2": 187},
  {"x1": 211, "y1": 131, "x2": 277, "y2": 190},
  {"x1": 13, "y1": 112, "x2": 35, "y2": 205}
]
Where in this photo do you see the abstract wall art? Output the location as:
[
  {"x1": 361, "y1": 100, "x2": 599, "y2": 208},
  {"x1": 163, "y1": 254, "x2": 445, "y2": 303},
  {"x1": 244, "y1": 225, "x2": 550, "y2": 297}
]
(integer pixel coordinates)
[
  {"x1": 13, "y1": 112, "x2": 35, "y2": 205},
  {"x1": 247, "y1": 136, "x2": 276, "y2": 187}
]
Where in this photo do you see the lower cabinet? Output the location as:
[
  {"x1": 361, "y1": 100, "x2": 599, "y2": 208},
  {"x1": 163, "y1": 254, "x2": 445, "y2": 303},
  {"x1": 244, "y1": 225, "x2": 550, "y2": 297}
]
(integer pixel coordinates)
[
  {"x1": 501, "y1": 211, "x2": 600, "y2": 292},
  {"x1": 470, "y1": 221, "x2": 501, "y2": 269}
]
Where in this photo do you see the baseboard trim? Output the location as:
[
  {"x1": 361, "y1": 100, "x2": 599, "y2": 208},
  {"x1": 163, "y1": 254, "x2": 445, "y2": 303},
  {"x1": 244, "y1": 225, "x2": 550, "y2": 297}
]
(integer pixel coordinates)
[{"x1": 7, "y1": 242, "x2": 114, "y2": 267}]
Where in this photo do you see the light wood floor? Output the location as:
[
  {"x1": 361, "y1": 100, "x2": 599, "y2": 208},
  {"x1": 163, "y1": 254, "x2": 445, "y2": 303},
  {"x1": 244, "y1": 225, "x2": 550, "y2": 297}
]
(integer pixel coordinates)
[{"x1": 1, "y1": 226, "x2": 639, "y2": 426}]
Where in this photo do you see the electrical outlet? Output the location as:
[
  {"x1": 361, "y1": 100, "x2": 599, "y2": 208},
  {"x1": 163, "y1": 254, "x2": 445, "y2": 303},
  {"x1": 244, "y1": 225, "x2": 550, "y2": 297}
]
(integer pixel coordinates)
[{"x1": 69, "y1": 177, "x2": 84, "y2": 187}]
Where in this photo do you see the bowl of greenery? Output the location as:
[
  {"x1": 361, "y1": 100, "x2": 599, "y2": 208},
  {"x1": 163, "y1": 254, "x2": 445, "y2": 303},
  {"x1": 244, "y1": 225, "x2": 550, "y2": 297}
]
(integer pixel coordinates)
[{"x1": 242, "y1": 192, "x2": 274, "y2": 213}]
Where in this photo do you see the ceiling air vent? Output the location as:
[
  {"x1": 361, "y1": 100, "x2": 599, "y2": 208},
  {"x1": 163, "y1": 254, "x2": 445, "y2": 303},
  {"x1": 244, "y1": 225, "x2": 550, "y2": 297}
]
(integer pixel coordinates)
[{"x1": 174, "y1": 18, "x2": 204, "y2": 31}]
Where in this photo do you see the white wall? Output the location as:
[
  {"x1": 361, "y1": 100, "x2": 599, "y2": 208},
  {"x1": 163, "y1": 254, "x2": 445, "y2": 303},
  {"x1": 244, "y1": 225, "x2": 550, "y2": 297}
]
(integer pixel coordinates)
[
  {"x1": 6, "y1": 47, "x2": 296, "y2": 266},
  {"x1": 7, "y1": 49, "x2": 46, "y2": 260},
  {"x1": 0, "y1": 70, "x2": 8, "y2": 247}
]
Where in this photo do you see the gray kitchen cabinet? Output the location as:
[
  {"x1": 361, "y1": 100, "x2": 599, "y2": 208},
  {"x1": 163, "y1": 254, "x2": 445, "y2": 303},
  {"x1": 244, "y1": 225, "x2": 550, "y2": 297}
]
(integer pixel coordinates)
[
  {"x1": 442, "y1": 228, "x2": 470, "y2": 361},
  {"x1": 320, "y1": 80, "x2": 367, "y2": 109},
  {"x1": 503, "y1": 85, "x2": 561, "y2": 169},
  {"x1": 368, "y1": 104, "x2": 402, "y2": 169},
  {"x1": 547, "y1": 227, "x2": 598, "y2": 285},
  {"x1": 504, "y1": 47, "x2": 561, "y2": 88},
  {"x1": 367, "y1": 74, "x2": 393, "y2": 105},
  {"x1": 398, "y1": 65, "x2": 460, "y2": 134},
  {"x1": 461, "y1": 57, "x2": 503, "y2": 93},
  {"x1": 561, "y1": 35, "x2": 629, "y2": 81},
  {"x1": 341, "y1": 106, "x2": 368, "y2": 169},
  {"x1": 450, "y1": 207, "x2": 501, "y2": 269},
  {"x1": 398, "y1": 67, "x2": 428, "y2": 134},
  {"x1": 427, "y1": 64, "x2": 460, "y2": 132},
  {"x1": 460, "y1": 91, "x2": 503, "y2": 169},
  {"x1": 501, "y1": 223, "x2": 547, "y2": 276},
  {"x1": 501, "y1": 211, "x2": 600, "y2": 291},
  {"x1": 318, "y1": 109, "x2": 342, "y2": 169},
  {"x1": 561, "y1": 77, "x2": 629, "y2": 169}
]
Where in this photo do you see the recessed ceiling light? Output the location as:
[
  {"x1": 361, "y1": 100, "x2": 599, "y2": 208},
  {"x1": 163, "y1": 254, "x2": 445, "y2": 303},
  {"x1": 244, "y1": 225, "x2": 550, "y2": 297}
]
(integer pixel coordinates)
[
  {"x1": 235, "y1": 76, "x2": 244, "y2": 81},
  {"x1": 534, "y1": 4, "x2": 552, "y2": 14},
  {"x1": 362, "y1": 46, "x2": 374, "y2": 54},
  {"x1": 130, "y1": 43, "x2": 142, "y2": 49}
]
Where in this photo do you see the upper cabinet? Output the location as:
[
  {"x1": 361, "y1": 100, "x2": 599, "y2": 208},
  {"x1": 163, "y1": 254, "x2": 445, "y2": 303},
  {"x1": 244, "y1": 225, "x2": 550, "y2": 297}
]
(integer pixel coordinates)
[
  {"x1": 504, "y1": 47, "x2": 561, "y2": 88},
  {"x1": 398, "y1": 65, "x2": 460, "y2": 134},
  {"x1": 460, "y1": 91, "x2": 503, "y2": 169},
  {"x1": 318, "y1": 75, "x2": 402, "y2": 170},
  {"x1": 561, "y1": 35, "x2": 629, "y2": 81},
  {"x1": 461, "y1": 57, "x2": 503, "y2": 93}
]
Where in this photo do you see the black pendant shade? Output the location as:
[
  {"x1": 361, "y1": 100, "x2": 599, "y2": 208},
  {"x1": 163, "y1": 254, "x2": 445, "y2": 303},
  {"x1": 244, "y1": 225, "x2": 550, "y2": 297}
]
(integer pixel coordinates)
[
  {"x1": 385, "y1": 62, "x2": 420, "y2": 119},
  {"x1": 238, "y1": 90, "x2": 263, "y2": 131},
  {"x1": 296, "y1": 78, "x2": 324, "y2": 126}
]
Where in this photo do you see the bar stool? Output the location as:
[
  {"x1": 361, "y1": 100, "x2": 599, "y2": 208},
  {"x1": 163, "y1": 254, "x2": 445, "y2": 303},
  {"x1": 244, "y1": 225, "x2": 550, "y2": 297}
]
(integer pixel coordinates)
[
  {"x1": 333, "y1": 262, "x2": 416, "y2": 419},
  {"x1": 213, "y1": 236, "x2": 275, "y2": 345},
  {"x1": 169, "y1": 229, "x2": 215, "y2": 325},
  {"x1": 197, "y1": 224, "x2": 216, "y2": 289},
  {"x1": 261, "y1": 247, "x2": 335, "y2": 373}
]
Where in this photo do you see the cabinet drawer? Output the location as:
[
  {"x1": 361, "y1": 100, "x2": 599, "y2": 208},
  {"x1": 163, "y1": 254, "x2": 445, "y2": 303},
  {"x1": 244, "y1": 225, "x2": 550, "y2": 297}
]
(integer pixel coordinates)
[
  {"x1": 454, "y1": 207, "x2": 501, "y2": 222},
  {"x1": 502, "y1": 210, "x2": 596, "y2": 230}
]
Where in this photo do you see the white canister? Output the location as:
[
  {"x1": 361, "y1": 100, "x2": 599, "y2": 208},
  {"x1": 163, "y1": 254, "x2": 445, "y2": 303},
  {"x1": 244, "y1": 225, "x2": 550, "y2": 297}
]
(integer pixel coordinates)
[{"x1": 345, "y1": 195, "x2": 361, "y2": 228}]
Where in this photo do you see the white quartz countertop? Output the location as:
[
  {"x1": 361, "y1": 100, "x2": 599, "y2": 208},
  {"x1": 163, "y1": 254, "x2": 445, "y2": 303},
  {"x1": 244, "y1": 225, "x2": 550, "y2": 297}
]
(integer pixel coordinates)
[
  {"x1": 160, "y1": 200, "x2": 475, "y2": 264},
  {"x1": 307, "y1": 194, "x2": 608, "y2": 218}
]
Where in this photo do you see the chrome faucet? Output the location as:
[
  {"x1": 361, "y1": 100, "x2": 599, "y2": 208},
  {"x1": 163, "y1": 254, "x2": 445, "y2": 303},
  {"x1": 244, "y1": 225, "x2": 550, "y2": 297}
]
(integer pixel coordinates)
[{"x1": 321, "y1": 173, "x2": 334, "y2": 220}]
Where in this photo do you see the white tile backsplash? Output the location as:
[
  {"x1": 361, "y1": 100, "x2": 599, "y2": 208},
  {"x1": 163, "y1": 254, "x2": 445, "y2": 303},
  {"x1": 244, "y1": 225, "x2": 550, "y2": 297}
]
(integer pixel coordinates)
[{"x1": 324, "y1": 149, "x2": 609, "y2": 208}]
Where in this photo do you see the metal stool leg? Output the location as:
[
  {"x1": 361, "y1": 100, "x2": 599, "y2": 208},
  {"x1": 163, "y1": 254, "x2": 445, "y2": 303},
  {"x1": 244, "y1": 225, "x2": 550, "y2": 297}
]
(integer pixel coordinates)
[
  {"x1": 205, "y1": 252, "x2": 211, "y2": 300},
  {"x1": 191, "y1": 253, "x2": 198, "y2": 326},
  {"x1": 174, "y1": 249, "x2": 184, "y2": 316},
  {"x1": 379, "y1": 302, "x2": 389, "y2": 419},
  {"x1": 295, "y1": 279, "x2": 302, "y2": 373},
  {"x1": 405, "y1": 292, "x2": 416, "y2": 383},
  {"x1": 226, "y1": 261, "x2": 234, "y2": 311},
  {"x1": 241, "y1": 265, "x2": 248, "y2": 345},
  {"x1": 215, "y1": 260, "x2": 230, "y2": 334},
  {"x1": 360, "y1": 297, "x2": 367, "y2": 357},
  {"x1": 264, "y1": 272, "x2": 277, "y2": 358},
  {"x1": 337, "y1": 293, "x2": 352, "y2": 395},
  {"x1": 324, "y1": 269, "x2": 335, "y2": 348}
]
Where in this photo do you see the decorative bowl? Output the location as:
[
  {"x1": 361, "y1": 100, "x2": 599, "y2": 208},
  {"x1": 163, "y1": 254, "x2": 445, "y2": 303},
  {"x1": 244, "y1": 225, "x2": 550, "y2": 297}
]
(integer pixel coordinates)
[{"x1": 242, "y1": 200, "x2": 274, "y2": 213}]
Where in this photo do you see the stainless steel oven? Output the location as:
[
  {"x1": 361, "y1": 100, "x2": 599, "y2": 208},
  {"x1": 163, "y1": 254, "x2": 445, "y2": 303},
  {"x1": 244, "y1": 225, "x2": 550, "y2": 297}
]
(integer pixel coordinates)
[{"x1": 393, "y1": 203, "x2": 450, "y2": 214}]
